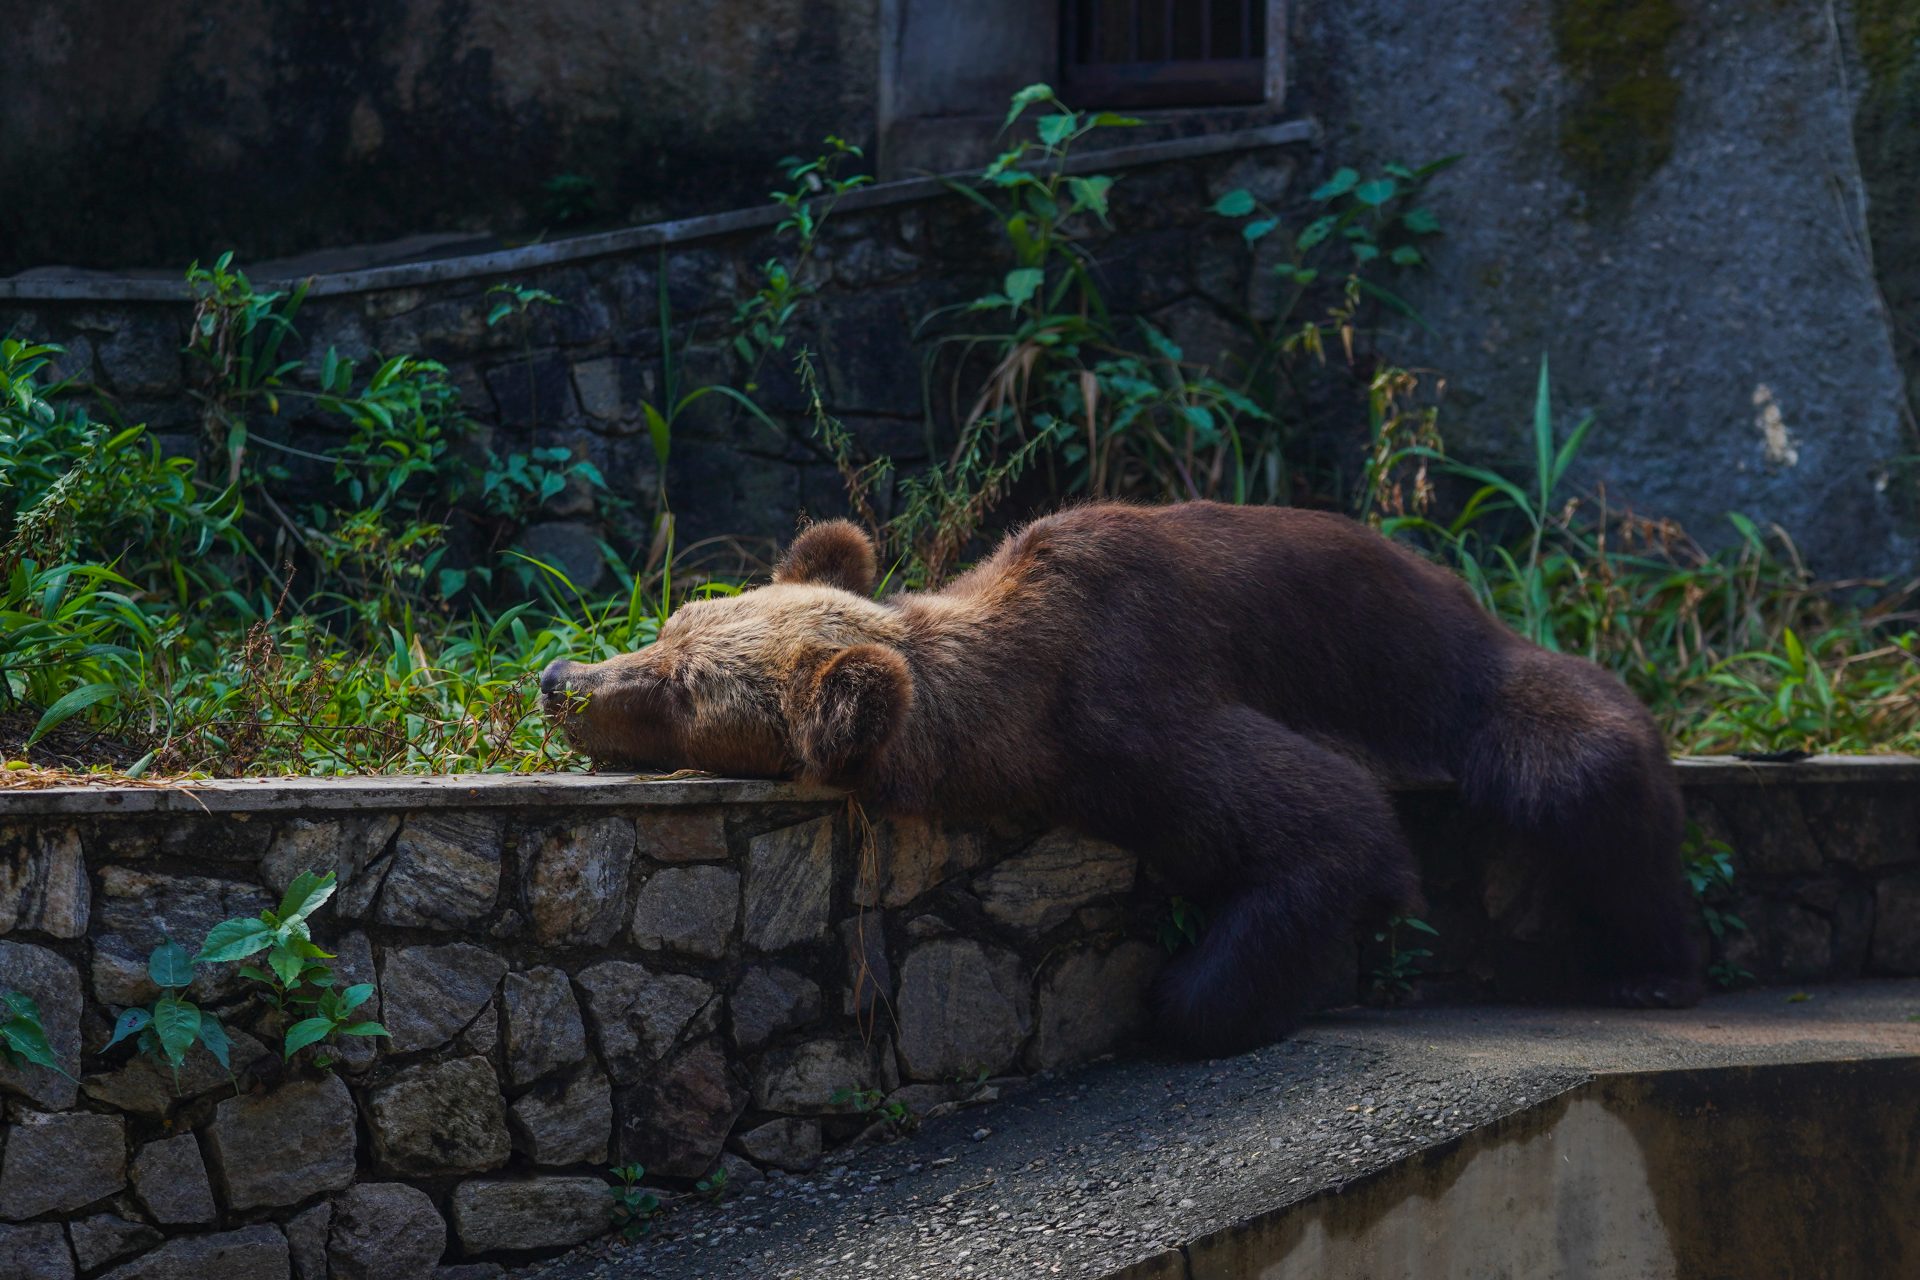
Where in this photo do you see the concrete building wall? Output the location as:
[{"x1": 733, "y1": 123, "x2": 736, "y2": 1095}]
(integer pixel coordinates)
[{"x1": 0, "y1": 0, "x2": 881, "y2": 272}]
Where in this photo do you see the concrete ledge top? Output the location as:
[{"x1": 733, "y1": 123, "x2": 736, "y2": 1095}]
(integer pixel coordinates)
[
  {"x1": 0, "y1": 771, "x2": 842, "y2": 816},
  {"x1": 3, "y1": 752, "x2": 1904, "y2": 821},
  {"x1": 516, "y1": 981, "x2": 1920, "y2": 1280},
  {"x1": 0, "y1": 120, "x2": 1318, "y2": 303},
  {"x1": 0, "y1": 754, "x2": 1911, "y2": 817}
]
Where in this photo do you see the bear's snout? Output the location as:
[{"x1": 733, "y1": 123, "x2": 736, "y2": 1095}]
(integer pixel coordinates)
[{"x1": 540, "y1": 659, "x2": 580, "y2": 704}]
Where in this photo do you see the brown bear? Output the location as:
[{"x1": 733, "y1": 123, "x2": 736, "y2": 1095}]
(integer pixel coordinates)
[{"x1": 541, "y1": 501, "x2": 1700, "y2": 1055}]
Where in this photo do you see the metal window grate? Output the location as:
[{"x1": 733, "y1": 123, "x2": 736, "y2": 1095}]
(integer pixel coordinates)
[{"x1": 1063, "y1": 0, "x2": 1268, "y2": 108}]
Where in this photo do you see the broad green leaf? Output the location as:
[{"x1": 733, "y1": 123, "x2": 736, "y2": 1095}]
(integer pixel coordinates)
[
  {"x1": 337, "y1": 1021, "x2": 391, "y2": 1038},
  {"x1": 152, "y1": 997, "x2": 201, "y2": 1068},
  {"x1": 1403, "y1": 207, "x2": 1440, "y2": 234},
  {"x1": 339, "y1": 984, "x2": 375, "y2": 1014},
  {"x1": 107, "y1": 1007, "x2": 152, "y2": 1049},
  {"x1": 1310, "y1": 168, "x2": 1359, "y2": 201},
  {"x1": 1066, "y1": 176, "x2": 1114, "y2": 220},
  {"x1": 1037, "y1": 112, "x2": 1077, "y2": 146},
  {"x1": 198, "y1": 1013, "x2": 232, "y2": 1069},
  {"x1": 0, "y1": 1020, "x2": 62, "y2": 1074},
  {"x1": 1390, "y1": 245, "x2": 1423, "y2": 266},
  {"x1": 26, "y1": 682, "x2": 119, "y2": 745},
  {"x1": 1354, "y1": 178, "x2": 1398, "y2": 207},
  {"x1": 275, "y1": 869, "x2": 337, "y2": 927},
  {"x1": 194, "y1": 917, "x2": 276, "y2": 965},
  {"x1": 1211, "y1": 189, "x2": 1256, "y2": 218},
  {"x1": 283, "y1": 1018, "x2": 335, "y2": 1059},
  {"x1": 269, "y1": 943, "x2": 305, "y2": 990},
  {"x1": 147, "y1": 941, "x2": 195, "y2": 990},
  {"x1": 1002, "y1": 83, "x2": 1055, "y2": 129},
  {"x1": 1003, "y1": 268, "x2": 1045, "y2": 308},
  {"x1": 1296, "y1": 215, "x2": 1337, "y2": 251},
  {"x1": 1243, "y1": 218, "x2": 1279, "y2": 244}
]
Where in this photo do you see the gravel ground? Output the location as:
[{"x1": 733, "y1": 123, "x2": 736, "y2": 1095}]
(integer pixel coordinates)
[{"x1": 513, "y1": 981, "x2": 1920, "y2": 1280}]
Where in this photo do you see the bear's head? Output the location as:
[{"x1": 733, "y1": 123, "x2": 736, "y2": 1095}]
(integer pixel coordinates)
[{"x1": 540, "y1": 520, "x2": 913, "y2": 785}]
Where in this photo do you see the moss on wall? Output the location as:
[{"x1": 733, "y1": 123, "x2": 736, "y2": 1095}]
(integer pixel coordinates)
[{"x1": 1551, "y1": 0, "x2": 1686, "y2": 218}]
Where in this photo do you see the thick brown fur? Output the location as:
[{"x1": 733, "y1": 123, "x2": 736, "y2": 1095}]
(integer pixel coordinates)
[{"x1": 543, "y1": 503, "x2": 1701, "y2": 1056}]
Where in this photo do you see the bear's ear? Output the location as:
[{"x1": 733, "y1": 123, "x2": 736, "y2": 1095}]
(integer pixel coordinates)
[
  {"x1": 773, "y1": 520, "x2": 878, "y2": 596},
  {"x1": 786, "y1": 644, "x2": 912, "y2": 786}
]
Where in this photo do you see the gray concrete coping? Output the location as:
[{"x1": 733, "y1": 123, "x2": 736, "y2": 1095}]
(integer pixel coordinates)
[
  {"x1": 513, "y1": 980, "x2": 1920, "y2": 1280},
  {"x1": 0, "y1": 120, "x2": 1318, "y2": 303},
  {"x1": 0, "y1": 753, "x2": 1911, "y2": 817}
]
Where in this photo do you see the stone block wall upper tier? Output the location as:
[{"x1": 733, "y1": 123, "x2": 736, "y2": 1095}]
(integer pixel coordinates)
[
  {"x1": 0, "y1": 132, "x2": 1314, "y2": 602},
  {"x1": 0, "y1": 758, "x2": 1915, "y2": 1274}
]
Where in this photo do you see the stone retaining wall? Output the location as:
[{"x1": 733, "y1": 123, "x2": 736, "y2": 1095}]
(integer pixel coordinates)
[
  {"x1": 0, "y1": 125, "x2": 1312, "y2": 588},
  {"x1": 0, "y1": 758, "x2": 1915, "y2": 1277}
]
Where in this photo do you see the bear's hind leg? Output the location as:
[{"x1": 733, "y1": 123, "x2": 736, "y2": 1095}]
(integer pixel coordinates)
[
  {"x1": 1460, "y1": 648, "x2": 1702, "y2": 1007},
  {"x1": 1082, "y1": 706, "x2": 1418, "y2": 1057}
]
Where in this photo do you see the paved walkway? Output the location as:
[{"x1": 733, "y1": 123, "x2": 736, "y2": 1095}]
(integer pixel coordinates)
[{"x1": 515, "y1": 982, "x2": 1920, "y2": 1280}]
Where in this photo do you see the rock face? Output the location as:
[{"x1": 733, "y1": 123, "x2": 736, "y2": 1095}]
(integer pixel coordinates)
[
  {"x1": 261, "y1": 814, "x2": 399, "y2": 919},
  {"x1": 974, "y1": 833, "x2": 1137, "y2": 933},
  {"x1": 0, "y1": 1222, "x2": 73, "y2": 1280},
  {"x1": 730, "y1": 1117, "x2": 821, "y2": 1172},
  {"x1": 1874, "y1": 873, "x2": 1920, "y2": 972},
  {"x1": 204, "y1": 1075, "x2": 358, "y2": 1210},
  {"x1": 728, "y1": 965, "x2": 822, "y2": 1051},
  {"x1": 0, "y1": 1108, "x2": 126, "y2": 1218},
  {"x1": 328, "y1": 1182, "x2": 447, "y2": 1280},
  {"x1": 521, "y1": 817, "x2": 636, "y2": 946},
  {"x1": 1028, "y1": 941, "x2": 1161, "y2": 1069},
  {"x1": 284, "y1": 1202, "x2": 330, "y2": 1280},
  {"x1": 130, "y1": 1134, "x2": 217, "y2": 1225},
  {"x1": 635, "y1": 809, "x2": 730, "y2": 862},
  {"x1": 377, "y1": 812, "x2": 503, "y2": 929},
  {"x1": 90, "y1": 869, "x2": 272, "y2": 1006},
  {"x1": 82, "y1": 1028, "x2": 268, "y2": 1118},
  {"x1": 613, "y1": 1038, "x2": 745, "y2": 1177},
  {"x1": 502, "y1": 966, "x2": 589, "y2": 1086},
  {"x1": 368, "y1": 1057, "x2": 511, "y2": 1175},
  {"x1": 895, "y1": 938, "x2": 1033, "y2": 1080},
  {"x1": 629, "y1": 865, "x2": 738, "y2": 958},
  {"x1": 381, "y1": 943, "x2": 507, "y2": 1053},
  {"x1": 0, "y1": 939, "x2": 82, "y2": 1108},
  {"x1": 860, "y1": 818, "x2": 991, "y2": 907},
  {"x1": 742, "y1": 817, "x2": 837, "y2": 951},
  {"x1": 752, "y1": 1037, "x2": 892, "y2": 1113},
  {"x1": 98, "y1": 1224, "x2": 289, "y2": 1280},
  {"x1": 575, "y1": 961, "x2": 716, "y2": 1084},
  {"x1": 0, "y1": 822, "x2": 89, "y2": 938},
  {"x1": 69, "y1": 1215, "x2": 162, "y2": 1272},
  {"x1": 449, "y1": 1178, "x2": 611, "y2": 1254},
  {"x1": 509, "y1": 1067, "x2": 613, "y2": 1166}
]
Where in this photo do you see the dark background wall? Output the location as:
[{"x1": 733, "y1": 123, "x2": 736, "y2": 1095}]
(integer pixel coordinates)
[{"x1": 0, "y1": 0, "x2": 880, "y2": 273}]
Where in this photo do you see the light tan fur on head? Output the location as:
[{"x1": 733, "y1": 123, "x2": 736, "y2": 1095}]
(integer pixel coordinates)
[{"x1": 542, "y1": 582, "x2": 913, "y2": 784}]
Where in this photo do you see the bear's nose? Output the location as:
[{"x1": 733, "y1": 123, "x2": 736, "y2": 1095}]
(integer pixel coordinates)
[{"x1": 540, "y1": 660, "x2": 578, "y2": 699}]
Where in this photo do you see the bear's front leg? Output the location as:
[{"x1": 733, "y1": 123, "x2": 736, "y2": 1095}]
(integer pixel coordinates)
[{"x1": 1069, "y1": 705, "x2": 1419, "y2": 1058}]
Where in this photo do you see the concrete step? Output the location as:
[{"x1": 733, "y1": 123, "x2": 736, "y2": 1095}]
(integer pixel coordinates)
[{"x1": 514, "y1": 980, "x2": 1920, "y2": 1280}]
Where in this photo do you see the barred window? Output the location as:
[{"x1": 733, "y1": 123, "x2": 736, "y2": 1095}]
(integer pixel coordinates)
[{"x1": 1062, "y1": 0, "x2": 1270, "y2": 108}]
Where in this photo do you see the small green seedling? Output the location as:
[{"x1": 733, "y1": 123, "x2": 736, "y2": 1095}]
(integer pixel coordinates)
[
  {"x1": 106, "y1": 939, "x2": 233, "y2": 1082},
  {"x1": 1370, "y1": 915, "x2": 1438, "y2": 999},
  {"x1": 607, "y1": 1164, "x2": 662, "y2": 1240}
]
